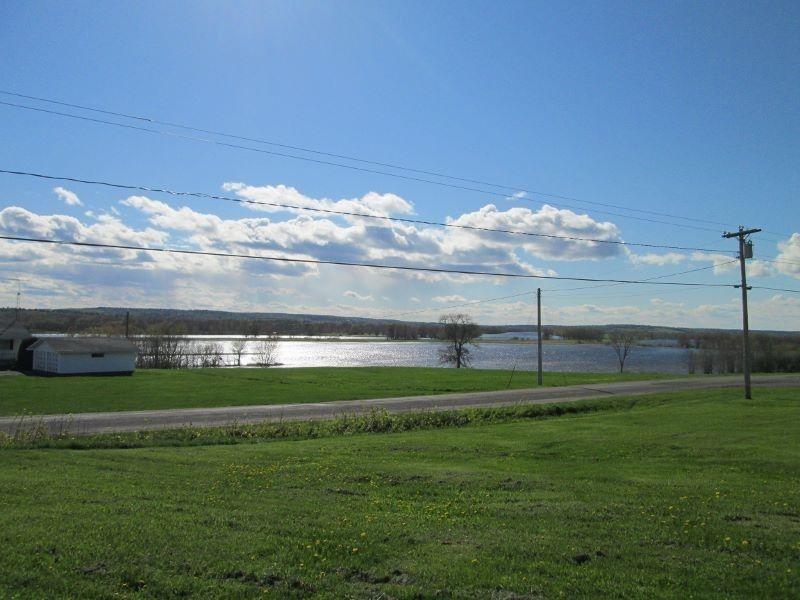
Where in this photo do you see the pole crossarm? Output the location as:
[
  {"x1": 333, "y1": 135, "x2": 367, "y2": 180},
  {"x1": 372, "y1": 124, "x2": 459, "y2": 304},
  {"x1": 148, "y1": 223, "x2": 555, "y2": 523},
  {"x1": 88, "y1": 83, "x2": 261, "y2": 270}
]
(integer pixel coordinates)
[{"x1": 723, "y1": 228, "x2": 762, "y2": 238}]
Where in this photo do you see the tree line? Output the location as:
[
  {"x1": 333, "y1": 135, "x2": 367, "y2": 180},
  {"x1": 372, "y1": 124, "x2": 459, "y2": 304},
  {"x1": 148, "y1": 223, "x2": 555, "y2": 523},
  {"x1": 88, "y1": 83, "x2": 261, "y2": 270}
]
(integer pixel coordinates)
[
  {"x1": 135, "y1": 333, "x2": 280, "y2": 369},
  {"x1": 685, "y1": 331, "x2": 800, "y2": 374}
]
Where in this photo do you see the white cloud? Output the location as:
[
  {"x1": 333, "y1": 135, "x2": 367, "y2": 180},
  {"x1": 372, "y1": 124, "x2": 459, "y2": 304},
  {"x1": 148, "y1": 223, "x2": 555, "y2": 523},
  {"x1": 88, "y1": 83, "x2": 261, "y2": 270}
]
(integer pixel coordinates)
[
  {"x1": 690, "y1": 252, "x2": 739, "y2": 275},
  {"x1": 119, "y1": 194, "x2": 562, "y2": 282},
  {"x1": 53, "y1": 187, "x2": 83, "y2": 206},
  {"x1": 689, "y1": 250, "x2": 778, "y2": 279},
  {"x1": 0, "y1": 205, "x2": 166, "y2": 247},
  {"x1": 410, "y1": 297, "x2": 421, "y2": 303},
  {"x1": 775, "y1": 233, "x2": 800, "y2": 279},
  {"x1": 343, "y1": 290, "x2": 373, "y2": 301},
  {"x1": 222, "y1": 182, "x2": 414, "y2": 218},
  {"x1": 432, "y1": 294, "x2": 467, "y2": 303},
  {"x1": 629, "y1": 252, "x2": 686, "y2": 266},
  {"x1": 746, "y1": 260, "x2": 776, "y2": 278},
  {"x1": 224, "y1": 183, "x2": 624, "y2": 263},
  {"x1": 444, "y1": 203, "x2": 623, "y2": 261}
]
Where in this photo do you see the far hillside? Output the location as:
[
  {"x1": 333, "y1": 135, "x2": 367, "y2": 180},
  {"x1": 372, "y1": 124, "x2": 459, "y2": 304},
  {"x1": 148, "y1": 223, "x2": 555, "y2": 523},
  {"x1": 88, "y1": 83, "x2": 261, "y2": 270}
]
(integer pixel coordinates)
[{"x1": 2, "y1": 306, "x2": 797, "y2": 339}]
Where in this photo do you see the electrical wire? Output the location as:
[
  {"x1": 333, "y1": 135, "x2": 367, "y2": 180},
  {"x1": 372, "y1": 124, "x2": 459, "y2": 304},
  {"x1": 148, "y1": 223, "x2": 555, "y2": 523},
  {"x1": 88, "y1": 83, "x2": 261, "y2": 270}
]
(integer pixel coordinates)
[
  {"x1": 542, "y1": 261, "x2": 738, "y2": 295},
  {"x1": 385, "y1": 261, "x2": 737, "y2": 320},
  {"x1": 750, "y1": 286, "x2": 800, "y2": 294},
  {"x1": 759, "y1": 257, "x2": 800, "y2": 268},
  {"x1": 0, "y1": 233, "x2": 739, "y2": 288},
  {"x1": 0, "y1": 98, "x2": 753, "y2": 236},
  {"x1": 0, "y1": 89, "x2": 747, "y2": 229}
]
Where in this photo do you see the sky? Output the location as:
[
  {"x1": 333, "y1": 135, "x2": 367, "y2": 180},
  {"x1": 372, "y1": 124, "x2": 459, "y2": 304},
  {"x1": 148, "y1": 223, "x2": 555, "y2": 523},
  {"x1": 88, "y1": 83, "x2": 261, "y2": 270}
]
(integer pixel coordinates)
[{"x1": 0, "y1": 0, "x2": 798, "y2": 329}]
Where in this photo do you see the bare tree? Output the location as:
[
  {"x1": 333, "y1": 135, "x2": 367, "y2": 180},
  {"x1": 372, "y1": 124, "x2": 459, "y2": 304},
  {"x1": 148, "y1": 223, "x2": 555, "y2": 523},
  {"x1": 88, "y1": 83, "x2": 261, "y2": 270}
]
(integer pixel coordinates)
[
  {"x1": 607, "y1": 331, "x2": 640, "y2": 373},
  {"x1": 253, "y1": 334, "x2": 280, "y2": 367},
  {"x1": 438, "y1": 313, "x2": 480, "y2": 369},
  {"x1": 195, "y1": 342, "x2": 224, "y2": 368},
  {"x1": 230, "y1": 339, "x2": 247, "y2": 367},
  {"x1": 135, "y1": 333, "x2": 188, "y2": 369}
]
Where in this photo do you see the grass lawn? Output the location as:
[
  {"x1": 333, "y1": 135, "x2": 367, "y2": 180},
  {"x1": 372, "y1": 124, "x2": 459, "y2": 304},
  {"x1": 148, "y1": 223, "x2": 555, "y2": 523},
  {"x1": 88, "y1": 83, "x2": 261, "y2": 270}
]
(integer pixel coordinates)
[
  {"x1": 0, "y1": 367, "x2": 669, "y2": 416},
  {"x1": 0, "y1": 388, "x2": 798, "y2": 597}
]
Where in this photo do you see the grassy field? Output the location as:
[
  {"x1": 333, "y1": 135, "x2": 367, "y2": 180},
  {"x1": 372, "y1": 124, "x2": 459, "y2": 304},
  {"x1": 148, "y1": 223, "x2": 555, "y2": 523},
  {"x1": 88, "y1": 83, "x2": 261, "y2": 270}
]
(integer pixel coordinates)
[
  {"x1": 0, "y1": 367, "x2": 668, "y2": 416},
  {"x1": 0, "y1": 388, "x2": 798, "y2": 597}
]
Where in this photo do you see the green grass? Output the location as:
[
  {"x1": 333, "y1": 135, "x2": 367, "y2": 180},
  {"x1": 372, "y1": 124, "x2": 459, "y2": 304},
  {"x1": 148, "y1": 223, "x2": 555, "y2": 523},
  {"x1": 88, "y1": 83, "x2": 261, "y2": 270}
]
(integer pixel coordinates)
[
  {"x1": 0, "y1": 367, "x2": 668, "y2": 416},
  {"x1": 0, "y1": 388, "x2": 798, "y2": 598}
]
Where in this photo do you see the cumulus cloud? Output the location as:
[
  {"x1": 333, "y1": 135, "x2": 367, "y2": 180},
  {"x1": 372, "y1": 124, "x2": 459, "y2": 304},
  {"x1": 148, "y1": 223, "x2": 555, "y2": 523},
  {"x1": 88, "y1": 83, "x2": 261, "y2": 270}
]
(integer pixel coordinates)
[
  {"x1": 53, "y1": 187, "x2": 83, "y2": 206},
  {"x1": 0, "y1": 204, "x2": 311, "y2": 292},
  {"x1": 775, "y1": 233, "x2": 800, "y2": 279},
  {"x1": 445, "y1": 203, "x2": 623, "y2": 261},
  {"x1": 224, "y1": 183, "x2": 624, "y2": 263},
  {"x1": 689, "y1": 250, "x2": 778, "y2": 279},
  {"x1": 119, "y1": 194, "x2": 563, "y2": 282},
  {"x1": 746, "y1": 260, "x2": 777, "y2": 278},
  {"x1": 690, "y1": 252, "x2": 739, "y2": 275},
  {"x1": 0, "y1": 205, "x2": 166, "y2": 247},
  {"x1": 222, "y1": 182, "x2": 414, "y2": 218},
  {"x1": 343, "y1": 290, "x2": 373, "y2": 301}
]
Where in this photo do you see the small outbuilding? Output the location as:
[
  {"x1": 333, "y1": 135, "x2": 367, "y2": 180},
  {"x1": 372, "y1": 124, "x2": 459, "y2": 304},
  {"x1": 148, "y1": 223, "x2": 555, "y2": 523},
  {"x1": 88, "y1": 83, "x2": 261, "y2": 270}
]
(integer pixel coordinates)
[
  {"x1": 30, "y1": 337, "x2": 138, "y2": 376},
  {"x1": 0, "y1": 320, "x2": 30, "y2": 369}
]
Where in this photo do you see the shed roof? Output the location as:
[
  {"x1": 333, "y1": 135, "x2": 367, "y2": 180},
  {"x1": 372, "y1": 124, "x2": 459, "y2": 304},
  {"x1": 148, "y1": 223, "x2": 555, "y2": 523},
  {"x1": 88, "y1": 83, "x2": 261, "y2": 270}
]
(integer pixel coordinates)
[
  {"x1": 29, "y1": 337, "x2": 138, "y2": 354},
  {"x1": 0, "y1": 321, "x2": 30, "y2": 339}
]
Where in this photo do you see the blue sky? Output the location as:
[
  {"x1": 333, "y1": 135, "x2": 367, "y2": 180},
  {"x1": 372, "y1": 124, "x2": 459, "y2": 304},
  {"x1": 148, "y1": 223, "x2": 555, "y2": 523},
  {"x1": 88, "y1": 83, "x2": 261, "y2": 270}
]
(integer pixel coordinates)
[{"x1": 0, "y1": 1, "x2": 798, "y2": 328}]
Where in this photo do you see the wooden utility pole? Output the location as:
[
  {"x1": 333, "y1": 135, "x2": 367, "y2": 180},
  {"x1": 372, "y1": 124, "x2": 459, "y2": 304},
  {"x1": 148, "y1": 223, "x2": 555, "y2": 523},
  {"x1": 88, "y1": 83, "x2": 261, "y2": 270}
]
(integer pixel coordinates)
[
  {"x1": 537, "y1": 287, "x2": 543, "y2": 386},
  {"x1": 125, "y1": 311, "x2": 130, "y2": 338},
  {"x1": 722, "y1": 226, "x2": 761, "y2": 399}
]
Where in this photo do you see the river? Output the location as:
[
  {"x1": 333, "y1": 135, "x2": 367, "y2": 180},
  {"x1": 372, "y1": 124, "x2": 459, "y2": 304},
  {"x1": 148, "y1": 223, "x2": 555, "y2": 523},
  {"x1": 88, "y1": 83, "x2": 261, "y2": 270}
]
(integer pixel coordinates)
[{"x1": 175, "y1": 335, "x2": 692, "y2": 374}]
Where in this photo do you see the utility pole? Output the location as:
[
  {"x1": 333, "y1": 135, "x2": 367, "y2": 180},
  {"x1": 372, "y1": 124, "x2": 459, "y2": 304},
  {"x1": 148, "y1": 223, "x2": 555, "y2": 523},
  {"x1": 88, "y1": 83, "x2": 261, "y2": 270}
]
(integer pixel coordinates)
[
  {"x1": 537, "y1": 287, "x2": 543, "y2": 386},
  {"x1": 722, "y1": 226, "x2": 761, "y2": 399},
  {"x1": 125, "y1": 311, "x2": 130, "y2": 338}
]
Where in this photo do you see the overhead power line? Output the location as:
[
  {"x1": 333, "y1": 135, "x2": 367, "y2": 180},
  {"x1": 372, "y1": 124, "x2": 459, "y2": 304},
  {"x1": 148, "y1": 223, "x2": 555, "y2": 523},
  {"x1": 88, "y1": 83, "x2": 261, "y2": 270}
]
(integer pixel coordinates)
[
  {"x1": 0, "y1": 97, "x2": 752, "y2": 236},
  {"x1": 388, "y1": 261, "x2": 737, "y2": 319},
  {"x1": 0, "y1": 233, "x2": 739, "y2": 288},
  {"x1": 750, "y1": 286, "x2": 800, "y2": 294},
  {"x1": 0, "y1": 169, "x2": 736, "y2": 255},
  {"x1": 0, "y1": 89, "x2": 745, "y2": 228},
  {"x1": 514, "y1": 197, "x2": 724, "y2": 233},
  {"x1": 542, "y1": 260, "x2": 739, "y2": 295},
  {"x1": 760, "y1": 257, "x2": 800, "y2": 268}
]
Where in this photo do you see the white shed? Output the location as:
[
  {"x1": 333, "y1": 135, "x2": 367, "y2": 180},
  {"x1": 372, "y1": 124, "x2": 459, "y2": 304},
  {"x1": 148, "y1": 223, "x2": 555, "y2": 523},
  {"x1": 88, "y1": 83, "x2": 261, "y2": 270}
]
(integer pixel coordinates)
[
  {"x1": 30, "y1": 337, "x2": 138, "y2": 375},
  {"x1": 0, "y1": 321, "x2": 30, "y2": 368}
]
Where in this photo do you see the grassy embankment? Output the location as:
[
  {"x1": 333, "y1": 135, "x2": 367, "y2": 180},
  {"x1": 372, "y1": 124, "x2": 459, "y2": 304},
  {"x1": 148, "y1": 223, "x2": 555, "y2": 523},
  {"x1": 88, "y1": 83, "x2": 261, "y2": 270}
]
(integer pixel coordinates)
[
  {"x1": 0, "y1": 387, "x2": 798, "y2": 597},
  {"x1": 0, "y1": 367, "x2": 669, "y2": 416}
]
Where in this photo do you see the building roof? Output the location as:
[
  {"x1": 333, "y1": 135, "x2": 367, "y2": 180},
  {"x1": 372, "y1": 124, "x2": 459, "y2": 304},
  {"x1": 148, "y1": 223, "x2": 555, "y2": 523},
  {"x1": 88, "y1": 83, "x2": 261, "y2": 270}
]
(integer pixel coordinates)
[
  {"x1": 0, "y1": 321, "x2": 30, "y2": 339},
  {"x1": 29, "y1": 337, "x2": 138, "y2": 354}
]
